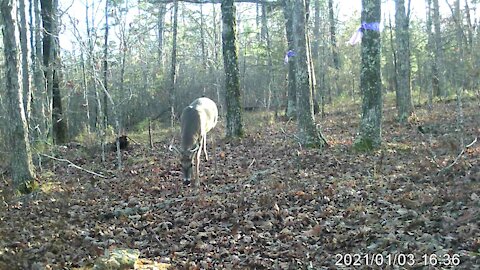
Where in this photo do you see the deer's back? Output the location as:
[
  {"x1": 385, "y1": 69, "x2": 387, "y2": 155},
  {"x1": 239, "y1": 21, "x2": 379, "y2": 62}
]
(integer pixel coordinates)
[{"x1": 188, "y1": 98, "x2": 218, "y2": 134}]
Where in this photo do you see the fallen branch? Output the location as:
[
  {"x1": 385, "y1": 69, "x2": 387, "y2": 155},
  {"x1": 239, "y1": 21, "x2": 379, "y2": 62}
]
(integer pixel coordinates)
[
  {"x1": 40, "y1": 153, "x2": 108, "y2": 178},
  {"x1": 438, "y1": 137, "x2": 478, "y2": 174}
]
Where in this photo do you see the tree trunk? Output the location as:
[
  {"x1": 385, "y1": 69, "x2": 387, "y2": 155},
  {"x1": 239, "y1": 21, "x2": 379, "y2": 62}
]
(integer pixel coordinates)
[
  {"x1": 432, "y1": 0, "x2": 447, "y2": 97},
  {"x1": 221, "y1": 0, "x2": 244, "y2": 138},
  {"x1": 157, "y1": 3, "x2": 166, "y2": 70},
  {"x1": 80, "y1": 51, "x2": 91, "y2": 134},
  {"x1": 394, "y1": 0, "x2": 413, "y2": 122},
  {"x1": 354, "y1": 0, "x2": 382, "y2": 150},
  {"x1": 18, "y1": 0, "x2": 32, "y2": 125},
  {"x1": 1, "y1": 0, "x2": 37, "y2": 193},
  {"x1": 453, "y1": 0, "x2": 465, "y2": 148},
  {"x1": 40, "y1": 0, "x2": 67, "y2": 144},
  {"x1": 312, "y1": 0, "x2": 323, "y2": 113},
  {"x1": 51, "y1": 53, "x2": 67, "y2": 143},
  {"x1": 387, "y1": 14, "x2": 398, "y2": 95},
  {"x1": 102, "y1": 0, "x2": 109, "y2": 129},
  {"x1": 425, "y1": 0, "x2": 435, "y2": 108},
  {"x1": 261, "y1": 4, "x2": 274, "y2": 110},
  {"x1": 31, "y1": 0, "x2": 47, "y2": 140},
  {"x1": 290, "y1": 0, "x2": 326, "y2": 148},
  {"x1": 282, "y1": 0, "x2": 296, "y2": 118},
  {"x1": 312, "y1": 0, "x2": 320, "y2": 80},
  {"x1": 85, "y1": 0, "x2": 98, "y2": 130},
  {"x1": 169, "y1": 0, "x2": 178, "y2": 128},
  {"x1": 211, "y1": 3, "x2": 222, "y2": 114},
  {"x1": 328, "y1": 0, "x2": 340, "y2": 96},
  {"x1": 199, "y1": 4, "x2": 208, "y2": 96}
]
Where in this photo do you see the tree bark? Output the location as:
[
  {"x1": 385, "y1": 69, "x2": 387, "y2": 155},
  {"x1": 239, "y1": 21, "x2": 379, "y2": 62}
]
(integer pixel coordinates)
[
  {"x1": 157, "y1": 3, "x2": 167, "y2": 70},
  {"x1": 18, "y1": 0, "x2": 32, "y2": 125},
  {"x1": 211, "y1": 3, "x2": 222, "y2": 114},
  {"x1": 169, "y1": 0, "x2": 179, "y2": 128},
  {"x1": 313, "y1": 0, "x2": 327, "y2": 115},
  {"x1": 354, "y1": 0, "x2": 382, "y2": 150},
  {"x1": 394, "y1": 0, "x2": 413, "y2": 122},
  {"x1": 221, "y1": 0, "x2": 244, "y2": 137},
  {"x1": 1, "y1": 0, "x2": 37, "y2": 193},
  {"x1": 80, "y1": 50, "x2": 91, "y2": 134},
  {"x1": 282, "y1": 0, "x2": 296, "y2": 118},
  {"x1": 30, "y1": 0, "x2": 48, "y2": 140},
  {"x1": 453, "y1": 0, "x2": 464, "y2": 148},
  {"x1": 261, "y1": 4, "x2": 274, "y2": 110},
  {"x1": 200, "y1": 3, "x2": 208, "y2": 95},
  {"x1": 86, "y1": 0, "x2": 102, "y2": 132},
  {"x1": 425, "y1": 0, "x2": 435, "y2": 108},
  {"x1": 290, "y1": 0, "x2": 326, "y2": 148},
  {"x1": 102, "y1": 0, "x2": 109, "y2": 129},
  {"x1": 40, "y1": 0, "x2": 67, "y2": 144},
  {"x1": 328, "y1": 0, "x2": 340, "y2": 96},
  {"x1": 387, "y1": 13, "x2": 398, "y2": 94},
  {"x1": 432, "y1": 0, "x2": 446, "y2": 97}
]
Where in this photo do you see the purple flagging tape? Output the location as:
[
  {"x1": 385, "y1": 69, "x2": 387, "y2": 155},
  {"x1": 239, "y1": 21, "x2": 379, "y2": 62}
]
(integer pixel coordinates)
[
  {"x1": 284, "y1": 50, "x2": 297, "y2": 64},
  {"x1": 347, "y1": 22, "x2": 380, "y2": 46}
]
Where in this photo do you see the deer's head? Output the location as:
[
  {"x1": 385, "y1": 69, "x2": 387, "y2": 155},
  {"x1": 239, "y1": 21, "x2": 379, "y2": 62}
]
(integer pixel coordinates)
[{"x1": 178, "y1": 144, "x2": 199, "y2": 185}]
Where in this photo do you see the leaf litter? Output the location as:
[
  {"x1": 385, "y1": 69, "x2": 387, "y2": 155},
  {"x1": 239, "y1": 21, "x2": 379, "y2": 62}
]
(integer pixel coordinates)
[{"x1": 0, "y1": 100, "x2": 479, "y2": 269}]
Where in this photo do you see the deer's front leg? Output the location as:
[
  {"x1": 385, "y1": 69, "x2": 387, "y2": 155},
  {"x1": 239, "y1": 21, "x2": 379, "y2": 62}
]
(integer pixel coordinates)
[
  {"x1": 195, "y1": 142, "x2": 202, "y2": 187},
  {"x1": 203, "y1": 135, "x2": 208, "y2": 161}
]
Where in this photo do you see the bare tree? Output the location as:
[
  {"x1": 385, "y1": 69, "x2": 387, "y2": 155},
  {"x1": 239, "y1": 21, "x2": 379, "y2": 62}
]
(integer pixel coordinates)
[
  {"x1": 432, "y1": 0, "x2": 447, "y2": 97},
  {"x1": 102, "y1": 0, "x2": 109, "y2": 129},
  {"x1": 328, "y1": 0, "x2": 340, "y2": 97},
  {"x1": 1, "y1": 0, "x2": 37, "y2": 193},
  {"x1": 40, "y1": 0, "x2": 68, "y2": 144},
  {"x1": 18, "y1": 0, "x2": 32, "y2": 125},
  {"x1": 30, "y1": 0, "x2": 48, "y2": 139},
  {"x1": 261, "y1": 4, "x2": 274, "y2": 110},
  {"x1": 169, "y1": 0, "x2": 179, "y2": 128},
  {"x1": 157, "y1": 3, "x2": 167, "y2": 70},
  {"x1": 394, "y1": 0, "x2": 413, "y2": 122},
  {"x1": 282, "y1": 0, "x2": 296, "y2": 118}
]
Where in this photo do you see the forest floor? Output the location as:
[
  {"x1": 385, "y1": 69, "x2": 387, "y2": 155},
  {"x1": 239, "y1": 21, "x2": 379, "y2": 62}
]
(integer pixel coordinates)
[{"x1": 0, "y1": 98, "x2": 479, "y2": 269}]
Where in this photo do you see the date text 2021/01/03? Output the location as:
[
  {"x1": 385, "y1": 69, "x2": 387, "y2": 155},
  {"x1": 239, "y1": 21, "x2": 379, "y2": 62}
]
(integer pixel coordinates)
[{"x1": 335, "y1": 253, "x2": 461, "y2": 267}]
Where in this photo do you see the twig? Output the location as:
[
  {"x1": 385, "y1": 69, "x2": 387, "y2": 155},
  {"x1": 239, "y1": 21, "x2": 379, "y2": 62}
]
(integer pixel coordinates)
[
  {"x1": 438, "y1": 137, "x2": 478, "y2": 174},
  {"x1": 148, "y1": 118, "x2": 154, "y2": 149},
  {"x1": 126, "y1": 135, "x2": 140, "y2": 145},
  {"x1": 465, "y1": 137, "x2": 478, "y2": 148},
  {"x1": 40, "y1": 153, "x2": 108, "y2": 178},
  {"x1": 316, "y1": 123, "x2": 330, "y2": 147},
  {"x1": 248, "y1": 158, "x2": 256, "y2": 168}
]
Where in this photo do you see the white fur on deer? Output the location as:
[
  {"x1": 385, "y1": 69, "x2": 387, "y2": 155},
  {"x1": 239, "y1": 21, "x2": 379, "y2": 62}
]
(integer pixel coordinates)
[{"x1": 171, "y1": 97, "x2": 218, "y2": 186}]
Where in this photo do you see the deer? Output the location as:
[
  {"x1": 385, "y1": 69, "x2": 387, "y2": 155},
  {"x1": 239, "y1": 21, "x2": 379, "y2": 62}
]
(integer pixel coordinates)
[{"x1": 170, "y1": 97, "x2": 218, "y2": 186}]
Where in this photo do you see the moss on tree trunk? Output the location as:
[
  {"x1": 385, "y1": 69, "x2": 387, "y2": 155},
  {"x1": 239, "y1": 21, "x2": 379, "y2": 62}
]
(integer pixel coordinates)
[
  {"x1": 354, "y1": 0, "x2": 382, "y2": 151},
  {"x1": 290, "y1": 0, "x2": 326, "y2": 148},
  {"x1": 221, "y1": 0, "x2": 244, "y2": 138}
]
